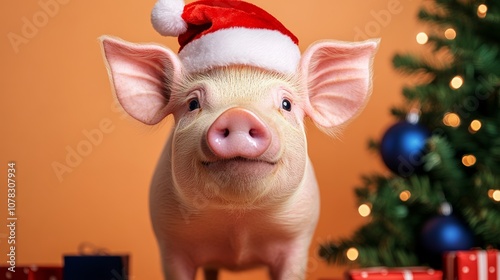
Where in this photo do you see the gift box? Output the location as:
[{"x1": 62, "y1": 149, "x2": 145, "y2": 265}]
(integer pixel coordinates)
[
  {"x1": 0, "y1": 266, "x2": 62, "y2": 280},
  {"x1": 345, "y1": 267, "x2": 442, "y2": 280},
  {"x1": 444, "y1": 249, "x2": 499, "y2": 280},
  {"x1": 63, "y1": 255, "x2": 129, "y2": 280}
]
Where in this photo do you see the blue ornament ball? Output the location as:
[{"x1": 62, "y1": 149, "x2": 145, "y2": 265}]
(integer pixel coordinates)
[
  {"x1": 420, "y1": 215, "x2": 475, "y2": 255},
  {"x1": 380, "y1": 121, "x2": 430, "y2": 176}
]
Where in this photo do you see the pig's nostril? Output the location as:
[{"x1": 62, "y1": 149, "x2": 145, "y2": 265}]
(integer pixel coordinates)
[
  {"x1": 249, "y1": 129, "x2": 258, "y2": 138},
  {"x1": 223, "y1": 129, "x2": 230, "y2": 137}
]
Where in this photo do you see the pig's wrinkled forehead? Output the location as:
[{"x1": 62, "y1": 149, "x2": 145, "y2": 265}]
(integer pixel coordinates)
[
  {"x1": 185, "y1": 66, "x2": 301, "y2": 88},
  {"x1": 151, "y1": 0, "x2": 301, "y2": 74}
]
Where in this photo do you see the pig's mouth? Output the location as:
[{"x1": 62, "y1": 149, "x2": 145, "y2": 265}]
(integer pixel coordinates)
[
  {"x1": 201, "y1": 157, "x2": 278, "y2": 177},
  {"x1": 201, "y1": 157, "x2": 277, "y2": 167},
  {"x1": 200, "y1": 157, "x2": 280, "y2": 200}
]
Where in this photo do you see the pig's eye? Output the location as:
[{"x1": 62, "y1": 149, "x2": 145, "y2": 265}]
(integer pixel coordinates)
[
  {"x1": 281, "y1": 98, "x2": 292, "y2": 111},
  {"x1": 188, "y1": 98, "x2": 201, "y2": 111}
]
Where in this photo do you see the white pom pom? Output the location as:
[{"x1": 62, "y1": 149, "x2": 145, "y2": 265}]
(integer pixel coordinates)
[{"x1": 151, "y1": 0, "x2": 187, "y2": 36}]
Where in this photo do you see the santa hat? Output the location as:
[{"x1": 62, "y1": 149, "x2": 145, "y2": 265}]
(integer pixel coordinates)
[{"x1": 151, "y1": 0, "x2": 301, "y2": 74}]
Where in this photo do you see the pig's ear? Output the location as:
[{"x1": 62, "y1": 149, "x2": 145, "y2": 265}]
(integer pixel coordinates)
[
  {"x1": 300, "y1": 39, "x2": 380, "y2": 133},
  {"x1": 100, "y1": 36, "x2": 183, "y2": 125}
]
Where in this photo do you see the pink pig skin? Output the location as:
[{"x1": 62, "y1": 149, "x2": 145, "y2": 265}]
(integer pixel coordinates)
[{"x1": 100, "y1": 36, "x2": 379, "y2": 280}]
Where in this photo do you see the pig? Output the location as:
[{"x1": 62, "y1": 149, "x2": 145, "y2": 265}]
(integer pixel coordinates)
[{"x1": 100, "y1": 35, "x2": 379, "y2": 279}]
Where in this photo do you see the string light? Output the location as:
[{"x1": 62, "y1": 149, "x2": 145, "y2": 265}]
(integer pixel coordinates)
[
  {"x1": 469, "y1": 120, "x2": 482, "y2": 133},
  {"x1": 462, "y1": 154, "x2": 477, "y2": 167},
  {"x1": 488, "y1": 190, "x2": 500, "y2": 202},
  {"x1": 406, "y1": 108, "x2": 421, "y2": 124},
  {"x1": 399, "y1": 190, "x2": 412, "y2": 202},
  {"x1": 358, "y1": 204, "x2": 371, "y2": 217},
  {"x1": 440, "y1": 202, "x2": 453, "y2": 216},
  {"x1": 443, "y1": 112, "x2": 461, "y2": 127},
  {"x1": 450, "y1": 75, "x2": 464, "y2": 89},
  {"x1": 346, "y1": 247, "x2": 359, "y2": 261},
  {"x1": 416, "y1": 32, "x2": 429, "y2": 44},
  {"x1": 477, "y1": 4, "x2": 488, "y2": 18},
  {"x1": 444, "y1": 28, "x2": 456, "y2": 40}
]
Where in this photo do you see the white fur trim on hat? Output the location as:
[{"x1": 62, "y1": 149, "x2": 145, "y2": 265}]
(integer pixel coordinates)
[
  {"x1": 179, "y1": 28, "x2": 301, "y2": 74},
  {"x1": 151, "y1": 0, "x2": 187, "y2": 36}
]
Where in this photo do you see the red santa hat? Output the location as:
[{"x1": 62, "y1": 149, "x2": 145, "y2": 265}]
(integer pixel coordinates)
[{"x1": 151, "y1": 0, "x2": 301, "y2": 74}]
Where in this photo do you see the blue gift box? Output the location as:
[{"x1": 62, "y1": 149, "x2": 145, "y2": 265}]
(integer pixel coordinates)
[{"x1": 63, "y1": 255, "x2": 129, "y2": 280}]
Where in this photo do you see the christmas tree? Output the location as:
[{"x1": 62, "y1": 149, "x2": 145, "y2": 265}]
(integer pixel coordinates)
[{"x1": 319, "y1": 0, "x2": 500, "y2": 269}]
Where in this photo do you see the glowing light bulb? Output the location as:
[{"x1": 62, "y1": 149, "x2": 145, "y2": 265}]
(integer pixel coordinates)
[
  {"x1": 492, "y1": 190, "x2": 500, "y2": 202},
  {"x1": 416, "y1": 32, "x2": 429, "y2": 44},
  {"x1": 489, "y1": 189, "x2": 500, "y2": 201},
  {"x1": 469, "y1": 120, "x2": 482, "y2": 133},
  {"x1": 478, "y1": 4, "x2": 488, "y2": 18},
  {"x1": 358, "y1": 204, "x2": 371, "y2": 217},
  {"x1": 462, "y1": 154, "x2": 477, "y2": 167},
  {"x1": 346, "y1": 247, "x2": 359, "y2": 261},
  {"x1": 443, "y1": 112, "x2": 461, "y2": 127},
  {"x1": 450, "y1": 75, "x2": 464, "y2": 89},
  {"x1": 445, "y1": 28, "x2": 456, "y2": 40},
  {"x1": 488, "y1": 189, "x2": 495, "y2": 198},
  {"x1": 406, "y1": 109, "x2": 421, "y2": 124},
  {"x1": 440, "y1": 202, "x2": 453, "y2": 216},
  {"x1": 399, "y1": 190, "x2": 412, "y2": 202}
]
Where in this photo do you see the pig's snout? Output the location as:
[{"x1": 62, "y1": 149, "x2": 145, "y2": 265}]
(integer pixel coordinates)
[{"x1": 207, "y1": 108, "x2": 271, "y2": 159}]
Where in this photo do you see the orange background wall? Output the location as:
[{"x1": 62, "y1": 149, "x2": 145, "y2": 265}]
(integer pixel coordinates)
[{"x1": 1, "y1": 0, "x2": 424, "y2": 279}]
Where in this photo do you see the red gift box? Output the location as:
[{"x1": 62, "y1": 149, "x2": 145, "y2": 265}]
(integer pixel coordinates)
[
  {"x1": 0, "y1": 266, "x2": 62, "y2": 280},
  {"x1": 444, "y1": 250, "x2": 500, "y2": 280},
  {"x1": 346, "y1": 267, "x2": 442, "y2": 280}
]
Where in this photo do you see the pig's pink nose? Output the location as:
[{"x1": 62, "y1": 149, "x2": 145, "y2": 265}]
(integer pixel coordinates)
[{"x1": 207, "y1": 108, "x2": 271, "y2": 159}]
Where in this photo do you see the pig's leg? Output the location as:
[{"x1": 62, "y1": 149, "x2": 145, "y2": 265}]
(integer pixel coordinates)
[
  {"x1": 269, "y1": 257, "x2": 308, "y2": 280},
  {"x1": 203, "y1": 268, "x2": 219, "y2": 280},
  {"x1": 161, "y1": 254, "x2": 196, "y2": 280},
  {"x1": 268, "y1": 242, "x2": 311, "y2": 280}
]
